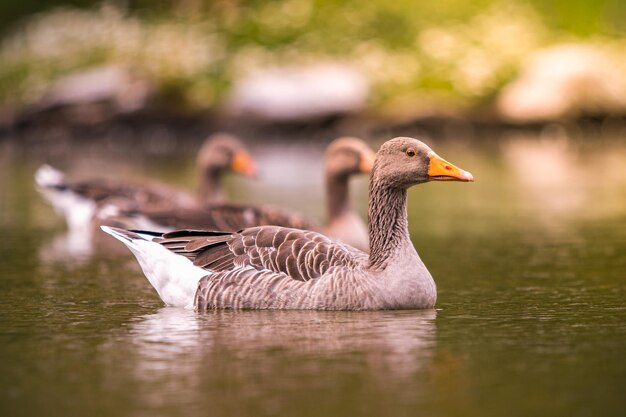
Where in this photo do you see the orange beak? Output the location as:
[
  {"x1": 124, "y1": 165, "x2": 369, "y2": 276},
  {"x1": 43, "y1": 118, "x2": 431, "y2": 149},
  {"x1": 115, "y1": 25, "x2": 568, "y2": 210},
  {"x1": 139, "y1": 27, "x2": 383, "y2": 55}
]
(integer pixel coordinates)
[
  {"x1": 231, "y1": 151, "x2": 257, "y2": 178},
  {"x1": 359, "y1": 150, "x2": 376, "y2": 173},
  {"x1": 427, "y1": 152, "x2": 474, "y2": 182}
]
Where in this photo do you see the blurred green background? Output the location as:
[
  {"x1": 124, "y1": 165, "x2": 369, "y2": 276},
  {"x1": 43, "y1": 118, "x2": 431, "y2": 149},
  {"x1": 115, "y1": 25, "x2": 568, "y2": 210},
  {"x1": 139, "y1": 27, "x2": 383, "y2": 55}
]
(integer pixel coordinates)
[
  {"x1": 3, "y1": 0, "x2": 626, "y2": 37},
  {"x1": 1, "y1": 0, "x2": 626, "y2": 122}
]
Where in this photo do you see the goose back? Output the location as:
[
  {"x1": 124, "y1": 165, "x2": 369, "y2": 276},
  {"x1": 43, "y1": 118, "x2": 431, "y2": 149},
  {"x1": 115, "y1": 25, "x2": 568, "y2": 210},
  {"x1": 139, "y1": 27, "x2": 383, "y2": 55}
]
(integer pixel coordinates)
[{"x1": 66, "y1": 179, "x2": 197, "y2": 212}]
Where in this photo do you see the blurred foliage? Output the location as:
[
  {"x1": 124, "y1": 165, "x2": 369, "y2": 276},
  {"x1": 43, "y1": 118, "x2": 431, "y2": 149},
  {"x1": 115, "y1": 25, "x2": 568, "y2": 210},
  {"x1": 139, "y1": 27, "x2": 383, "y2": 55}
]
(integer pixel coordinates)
[{"x1": 0, "y1": 0, "x2": 625, "y2": 112}]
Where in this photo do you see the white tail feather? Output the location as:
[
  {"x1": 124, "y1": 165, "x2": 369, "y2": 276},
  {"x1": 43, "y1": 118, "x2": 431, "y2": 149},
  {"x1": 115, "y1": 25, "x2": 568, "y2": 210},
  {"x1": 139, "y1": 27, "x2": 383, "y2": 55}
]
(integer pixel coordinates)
[
  {"x1": 35, "y1": 164, "x2": 96, "y2": 230},
  {"x1": 100, "y1": 226, "x2": 208, "y2": 308},
  {"x1": 35, "y1": 164, "x2": 65, "y2": 188}
]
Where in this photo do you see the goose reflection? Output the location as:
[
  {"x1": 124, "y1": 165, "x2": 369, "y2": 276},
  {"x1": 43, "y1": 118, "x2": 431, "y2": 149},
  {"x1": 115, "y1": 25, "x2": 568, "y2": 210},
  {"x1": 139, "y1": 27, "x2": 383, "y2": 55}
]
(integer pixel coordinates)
[
  {"x1": 127, "y1": 308, "x2": 437, "y2": 388},
  {"x1": 38, "y1": 228, "x2": 95, "y2": 264},
  {"x1": 38, "y1": 223, "x2": 130, "y2": 264}
]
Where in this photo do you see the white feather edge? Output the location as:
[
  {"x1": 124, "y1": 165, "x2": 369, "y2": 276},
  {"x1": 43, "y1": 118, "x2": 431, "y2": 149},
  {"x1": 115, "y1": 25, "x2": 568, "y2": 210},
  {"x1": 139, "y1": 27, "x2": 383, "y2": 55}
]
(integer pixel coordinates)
[
  {"x1": 100, "y1": 226, "x2": 209, "y2": 309},
  {"x1": 95, "y1": 204, "x2": 175, "y2": 233},
  {"x1": 35, "y1": 164, "x2": 65, "y2": 187},
  {"x1": 35, "y1": 165, "x2": 96, "y2": 231}
]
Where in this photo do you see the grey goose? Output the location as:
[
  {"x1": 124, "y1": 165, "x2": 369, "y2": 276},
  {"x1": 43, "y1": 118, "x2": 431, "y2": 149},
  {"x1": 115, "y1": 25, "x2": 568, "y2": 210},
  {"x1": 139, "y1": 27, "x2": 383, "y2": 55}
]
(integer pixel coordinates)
[
  {"x1": 35, "y1": 133, "x2": 256, "y2": 231},
  {"x1": 107, "y1": 136, "x2": 375, "y2": 251},
  {"x1": 102, "y1": 137, "x2": 473, "y2": 310}
]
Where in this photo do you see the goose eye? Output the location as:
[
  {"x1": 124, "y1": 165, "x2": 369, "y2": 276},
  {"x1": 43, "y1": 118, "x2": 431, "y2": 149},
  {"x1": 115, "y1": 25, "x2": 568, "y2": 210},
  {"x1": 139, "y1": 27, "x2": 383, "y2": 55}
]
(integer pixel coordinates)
[{"x1": 406, "y1": 148, "x2": 416, "y2": 157}]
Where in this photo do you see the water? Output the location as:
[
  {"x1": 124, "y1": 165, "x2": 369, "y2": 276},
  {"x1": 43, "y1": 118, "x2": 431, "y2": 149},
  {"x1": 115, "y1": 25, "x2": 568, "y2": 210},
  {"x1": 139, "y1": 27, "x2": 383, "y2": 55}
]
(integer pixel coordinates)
[{"x1": 1, "y1": 127, "x2": 625, "y2": 417}]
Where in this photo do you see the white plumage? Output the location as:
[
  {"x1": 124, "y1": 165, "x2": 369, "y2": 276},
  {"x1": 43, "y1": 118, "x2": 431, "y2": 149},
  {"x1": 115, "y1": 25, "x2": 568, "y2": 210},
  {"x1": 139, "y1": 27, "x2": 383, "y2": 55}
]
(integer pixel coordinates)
[{"x1": 101, "y1": 226, "x2": 208, "y2": 308}]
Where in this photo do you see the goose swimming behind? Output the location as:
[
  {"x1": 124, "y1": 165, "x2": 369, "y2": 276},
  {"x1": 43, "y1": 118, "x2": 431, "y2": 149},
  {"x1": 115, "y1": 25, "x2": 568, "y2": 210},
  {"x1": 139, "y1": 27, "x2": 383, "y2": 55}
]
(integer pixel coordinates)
[
  {"x1": 102, "y1": 137, "x2": 473, "y2": 310},
  {"x1": 35, "y1": 133, "x2": 256, "y2": 232},
  {"x1": 106, "y1": 136, "x2": 374, "y2": 250},
  {"x1": 323, "y1": 137, "x2": 374, "y2": 251}
]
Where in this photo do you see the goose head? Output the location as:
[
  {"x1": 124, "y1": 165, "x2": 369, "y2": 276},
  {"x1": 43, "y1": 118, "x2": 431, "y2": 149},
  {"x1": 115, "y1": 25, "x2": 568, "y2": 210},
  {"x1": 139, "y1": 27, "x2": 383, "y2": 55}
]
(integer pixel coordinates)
[
  {"x1": 196, "y1": 133, "x2": 257, "y2": 179},
  {"x1": 372, "y1": 137, "x2": 473, "y2": 189},
  {"x1": 325, "y1": 136, "x2": 376, "y2": 178}
]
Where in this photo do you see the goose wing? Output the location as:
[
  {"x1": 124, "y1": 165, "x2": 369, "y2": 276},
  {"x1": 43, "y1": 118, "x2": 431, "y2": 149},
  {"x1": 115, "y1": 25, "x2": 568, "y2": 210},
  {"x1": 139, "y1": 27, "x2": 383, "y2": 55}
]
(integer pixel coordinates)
[{"x1": 156, "y1": 226, "x2": 366, "y2": 282}]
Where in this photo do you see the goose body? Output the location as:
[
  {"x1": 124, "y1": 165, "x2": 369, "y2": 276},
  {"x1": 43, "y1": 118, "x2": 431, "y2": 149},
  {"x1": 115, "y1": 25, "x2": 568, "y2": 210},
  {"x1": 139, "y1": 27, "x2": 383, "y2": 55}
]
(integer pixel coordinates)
[
  {"x1": 102, "y1": 137, "x2": 473, "y2": 310},
  {"x1": 105, "y1": 202, "x2": 317, "y2": 234},
  {"x1": 35, "y1": 133, "x2": 256, "y2": 231}
]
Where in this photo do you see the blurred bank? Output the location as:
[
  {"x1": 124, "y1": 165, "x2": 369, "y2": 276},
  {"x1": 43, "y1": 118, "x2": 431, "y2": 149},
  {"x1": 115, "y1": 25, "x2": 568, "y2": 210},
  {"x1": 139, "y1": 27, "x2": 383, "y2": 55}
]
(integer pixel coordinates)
[{"x1": 0, "y1": 0, "x2": 626, "y2": 127}]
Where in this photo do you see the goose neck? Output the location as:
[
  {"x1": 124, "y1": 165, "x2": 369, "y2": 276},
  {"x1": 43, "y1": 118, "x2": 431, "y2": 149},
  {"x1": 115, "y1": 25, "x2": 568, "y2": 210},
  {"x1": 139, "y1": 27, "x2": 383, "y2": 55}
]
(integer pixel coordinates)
[
  {"x1": 325, "y1": 171, "x2": 351, "y2": 222},
  {"x1": 367, "y1": 180, "x2": 410, "y2": 269},
  {"x1": 198, "y1": 169, "x2": 224, "y2": 204}
]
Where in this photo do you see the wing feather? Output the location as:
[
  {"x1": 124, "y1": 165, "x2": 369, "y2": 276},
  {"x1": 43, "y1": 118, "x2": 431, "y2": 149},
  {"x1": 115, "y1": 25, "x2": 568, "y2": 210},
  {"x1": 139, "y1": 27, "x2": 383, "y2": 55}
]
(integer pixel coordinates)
[{"x1": 155, "y1": 225, "x2": 366, "y2": 282}]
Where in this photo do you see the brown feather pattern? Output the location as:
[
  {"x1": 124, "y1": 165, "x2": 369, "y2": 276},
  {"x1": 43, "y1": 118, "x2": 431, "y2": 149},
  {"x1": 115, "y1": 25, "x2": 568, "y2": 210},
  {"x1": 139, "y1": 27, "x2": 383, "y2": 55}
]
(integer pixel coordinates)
[{"x1": 153, "y1": 226, "x2": 369, "y2": 310}]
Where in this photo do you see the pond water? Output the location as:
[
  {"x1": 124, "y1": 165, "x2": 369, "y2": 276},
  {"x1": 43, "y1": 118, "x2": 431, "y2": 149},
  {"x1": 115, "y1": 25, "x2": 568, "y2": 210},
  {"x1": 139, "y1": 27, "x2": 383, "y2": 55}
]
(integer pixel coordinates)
[{"x1": 1, "y1": 126, "x2": 625, "y2": 417}]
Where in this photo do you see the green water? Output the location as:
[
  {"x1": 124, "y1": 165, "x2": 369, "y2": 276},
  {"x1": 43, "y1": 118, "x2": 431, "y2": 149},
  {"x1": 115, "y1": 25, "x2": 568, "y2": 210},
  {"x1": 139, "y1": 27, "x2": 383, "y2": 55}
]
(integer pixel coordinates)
[{"x1": 1, "y1": 129, "x2": 625, "y2": 417}]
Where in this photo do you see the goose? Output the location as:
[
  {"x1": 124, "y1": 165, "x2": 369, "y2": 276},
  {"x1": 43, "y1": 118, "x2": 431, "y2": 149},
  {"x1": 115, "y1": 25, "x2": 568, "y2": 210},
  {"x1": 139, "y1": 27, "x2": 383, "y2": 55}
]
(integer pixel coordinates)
[
  {"x1": 101, "y1": 137, "x2": 473, "y2": 310},
  {"x1": 102, "y1": 136, "x2": 375, "y2": 250},
  {"x1": 35, "y1": 133, "x2": 256, "y2": 231},
  {"x1": 323, "y1": 136, "x2": 374, "y2": 250}
]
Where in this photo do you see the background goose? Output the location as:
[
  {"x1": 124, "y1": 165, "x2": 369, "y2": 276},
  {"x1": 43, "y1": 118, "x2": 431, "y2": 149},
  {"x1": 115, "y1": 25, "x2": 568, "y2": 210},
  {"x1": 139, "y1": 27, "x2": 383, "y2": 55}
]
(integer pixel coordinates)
[
  {"x1": 103, "y1": 137, "x2": 473, "y2": 310},
  {"x1": 102, "y1": 202, "x2": 317, "y2": 235},
  {"x1": 35, "y1": 132, "x2": 256, "y2": 231},
  {"x1": 323, "y1": 136, "x2": 374, "y2": 250},
  {"x1": 100, "y1": 137, "x2": 374, "y2": 250}
]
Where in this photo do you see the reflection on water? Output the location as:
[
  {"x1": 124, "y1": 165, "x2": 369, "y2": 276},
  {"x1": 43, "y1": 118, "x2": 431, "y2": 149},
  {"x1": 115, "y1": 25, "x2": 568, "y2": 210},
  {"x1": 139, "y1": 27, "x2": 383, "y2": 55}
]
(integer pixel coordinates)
[
  {"x1": 503, "y1": 134, "x2": 585, "y2": 214},
  {"x1": 1, "y1": 130, "x2": 626, "y2": 417},
  {"x1": 38, "y1": 225, "x2": 133, "y2": 264},
  {"x1": 39, "y1": 229, "x2": 95, "y2": 262},
  {"x1": 129, "y1": 308, "x2": 436, "y2": 375},
  {"x1": 113, "y1": 308, "x2": 437, "y2": 415},
  {"x1": 502, "y1": 128, "x2": 626, "y2": 222}
]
